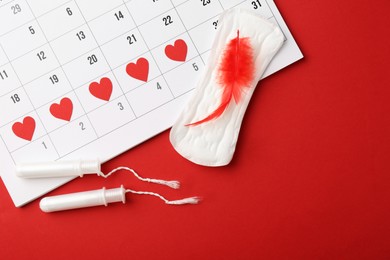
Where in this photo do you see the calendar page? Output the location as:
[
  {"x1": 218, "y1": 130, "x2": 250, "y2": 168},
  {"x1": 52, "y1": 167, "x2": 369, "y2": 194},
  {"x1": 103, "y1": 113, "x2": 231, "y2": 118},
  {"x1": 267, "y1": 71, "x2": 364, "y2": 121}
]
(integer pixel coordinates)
[{"x1": 0, "y1": 0, "x2": 302, "y2": 207}]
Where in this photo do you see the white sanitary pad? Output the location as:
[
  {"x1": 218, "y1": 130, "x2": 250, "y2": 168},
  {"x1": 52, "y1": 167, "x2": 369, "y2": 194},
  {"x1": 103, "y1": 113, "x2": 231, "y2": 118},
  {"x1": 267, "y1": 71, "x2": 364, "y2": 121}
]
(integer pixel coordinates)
[{"x1": 170, "y1": 8, "x2": 284, "y2": 166}]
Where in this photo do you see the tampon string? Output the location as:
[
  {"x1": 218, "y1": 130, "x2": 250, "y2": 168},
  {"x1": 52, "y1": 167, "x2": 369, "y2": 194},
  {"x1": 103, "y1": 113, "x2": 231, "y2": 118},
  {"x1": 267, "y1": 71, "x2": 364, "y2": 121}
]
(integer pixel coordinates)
[{"x1": 98, "y1": 166, "x2": 180, "y2": 189}]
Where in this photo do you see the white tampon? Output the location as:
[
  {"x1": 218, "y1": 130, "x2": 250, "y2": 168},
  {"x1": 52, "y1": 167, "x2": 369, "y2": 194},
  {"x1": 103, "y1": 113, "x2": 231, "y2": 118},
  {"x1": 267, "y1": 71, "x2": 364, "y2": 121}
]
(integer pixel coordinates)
[
  {"x1": 40, "y1": 185, "x2": 126, "y2": 213},
  {"x1": 15, "y1": 160, "x2": 181, "y2": 189},
  {"x1": 40, "y1": 185, "x2": 200, "y2": 213},
  {"x1": 15, "y1": 159, "x2": 101, "y2": 178}
]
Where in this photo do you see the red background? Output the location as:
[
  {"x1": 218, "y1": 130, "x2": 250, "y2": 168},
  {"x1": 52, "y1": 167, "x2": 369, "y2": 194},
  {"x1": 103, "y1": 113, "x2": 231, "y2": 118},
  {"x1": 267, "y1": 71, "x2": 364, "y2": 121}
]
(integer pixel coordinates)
[{"x1": 1, "y1": 0, "x2": 389, "y2": 259}]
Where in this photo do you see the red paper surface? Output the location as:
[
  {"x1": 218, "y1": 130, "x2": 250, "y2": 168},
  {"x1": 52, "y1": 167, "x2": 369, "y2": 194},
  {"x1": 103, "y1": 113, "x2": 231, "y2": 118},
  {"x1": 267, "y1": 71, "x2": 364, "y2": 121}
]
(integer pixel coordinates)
[{"x1": 1, "y1": 0, "x2": 389, "y2": 259}]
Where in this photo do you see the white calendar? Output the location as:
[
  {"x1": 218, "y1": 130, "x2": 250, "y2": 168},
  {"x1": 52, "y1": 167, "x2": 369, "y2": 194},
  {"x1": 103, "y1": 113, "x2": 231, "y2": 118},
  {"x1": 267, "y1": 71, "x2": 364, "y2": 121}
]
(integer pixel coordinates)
[{"x1": 0, "y1": 0, "x2": 302, "y2": 207}]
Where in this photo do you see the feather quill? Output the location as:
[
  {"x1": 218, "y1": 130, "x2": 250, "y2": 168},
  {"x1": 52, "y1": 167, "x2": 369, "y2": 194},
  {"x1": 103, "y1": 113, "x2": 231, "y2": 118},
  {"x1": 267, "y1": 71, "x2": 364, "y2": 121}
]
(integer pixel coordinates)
[{"x1": 187, "y1": 30, "x2": 255, "y2": 126}]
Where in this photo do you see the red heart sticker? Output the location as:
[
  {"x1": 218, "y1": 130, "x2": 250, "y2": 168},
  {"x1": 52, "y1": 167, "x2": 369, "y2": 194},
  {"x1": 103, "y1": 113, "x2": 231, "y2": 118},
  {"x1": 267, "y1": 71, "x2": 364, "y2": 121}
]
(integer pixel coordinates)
[
  {"x1": 165, "y1": 39, "x2": 188, "y2": 62},
  {"x1": 50, "y1": 97, "x2": 73, "y2": 121},
  {"x1": 126, "y1": 57, "x2": 149, "y2": 82},
  {"x1": 89, "y1": 77, "x2": 113, "y2": 101},
  {"x1": 12, "y1": 116, "x2": 36, "y2": 141}
]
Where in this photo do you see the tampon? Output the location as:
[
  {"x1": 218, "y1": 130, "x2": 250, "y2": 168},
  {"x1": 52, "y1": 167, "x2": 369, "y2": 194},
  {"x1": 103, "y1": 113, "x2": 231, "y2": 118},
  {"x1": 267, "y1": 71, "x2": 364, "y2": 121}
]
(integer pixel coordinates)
[
  {"x1": 15, "y1": 160, "x2": 181, "y2": 190},
  {"x1": 15, "y1": 159, "x2": 101, "y2": 178},
  {"x1": 40, "y1": 185, "x2": 126, "y2": 212},
  {"x1": 40, "y1": 185, "x2": 200, "y2": 212}
]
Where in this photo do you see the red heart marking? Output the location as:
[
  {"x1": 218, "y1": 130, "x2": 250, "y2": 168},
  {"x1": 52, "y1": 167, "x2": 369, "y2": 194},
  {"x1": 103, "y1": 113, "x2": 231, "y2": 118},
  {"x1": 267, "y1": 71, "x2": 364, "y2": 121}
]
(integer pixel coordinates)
[
  {"x1": 165, "y1": 39, "x2": 188, "y2": 62},
  {"x1": 50, "y1": 97, "x2": 73, "y2": 121},
  {"x1": 126, "y1": 57, "x2": 149, "y2": 82},
  {"x1": 89, "y1": 77, "x2": 113, "y2": 101},
  {"x1": 12, "y1": 116, "x2": 36, "y2": 141}
]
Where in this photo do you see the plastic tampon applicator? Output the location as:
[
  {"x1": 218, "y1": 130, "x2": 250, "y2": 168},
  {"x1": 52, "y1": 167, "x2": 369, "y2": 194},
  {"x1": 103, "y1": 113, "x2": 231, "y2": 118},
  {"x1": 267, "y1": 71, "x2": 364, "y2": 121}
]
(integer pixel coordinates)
[
  {"x1": 16, "y1": 159, "x2": 101, "y2": 178},
  {"x1": 16, "y1": 159, "x2": 181, "y2": 189},
  {"x1": 40, "y1": 185, "x2": 200, "y2": 213},
  {"x1": 17, "y1": 159, "x2": 200, "y2": 212}
]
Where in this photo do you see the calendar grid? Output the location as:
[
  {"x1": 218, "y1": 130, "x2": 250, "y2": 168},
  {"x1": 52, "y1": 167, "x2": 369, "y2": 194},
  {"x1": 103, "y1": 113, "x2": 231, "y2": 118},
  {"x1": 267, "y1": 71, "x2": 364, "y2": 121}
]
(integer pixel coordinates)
[
  {"x1": 1, "y1": 0, "x2": 268, "y2": 70},
  {"x1": 1, "y1": 0, "x2": 217, "y2": 154},
  {"x1": 20, "y1": 94, "x2": 179, "y2": 159},
  {"x1": 0, "y1": 39, "x2": 61, "y2": 158},
  {"x1": 24, "y1": 0, "x2": 100, "y2": 140},
  {"x1": 3, "y1": 21, "x2": 87, "y2": 65},
  {"x1": 0, "y1": 0, "x2": 277, "y2": 86},
  {"x1": 0, "y1": 0, "x2": 283, "y2": 124},
  {"x1": 122, "y1": 2, "x2": 176, "y2": 99},
  {"x1": 0, "y1": 1, "x2": 222, "y2": 112},
  {"x1": 0, "y1": 47, "x2": 200, "y2": 130},
  {"x1": 7, "y1": 94, "x2": 136, "y2": 154},
  {"x1": 169, "y1": 0, "x2": 208, "y2": 66},
  {"x1": 72, "y1": 0, "x2": 137, "y2": 121},
  {"x1": 0, "y1": 0, "x2": 144, "y2": 64},
  {"x1": 1, "y1": 37, "x2": 192, "y2": 101},
  {"x1": 0, "y1": 0, "x2": 74, "y2": 38},
  {"x1": 1, "y1": 2, "x2": 228, "y2": 97},
  {"x1": 73, "y1": 1, "x2": 127, "y2": 23},
  {"x1": 8, "y1": 75, "x2": 199, "y2": 156},
  {"x1": 1, "y1": 52, "x2": 200, "y2": 135},
  {"x1": 0, "y1": 0, "x2": 284, "y2": 139}
]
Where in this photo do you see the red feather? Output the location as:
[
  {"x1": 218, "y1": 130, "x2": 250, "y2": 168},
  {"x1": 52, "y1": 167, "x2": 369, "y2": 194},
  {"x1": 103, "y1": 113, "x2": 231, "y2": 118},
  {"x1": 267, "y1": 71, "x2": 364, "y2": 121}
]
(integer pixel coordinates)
[{"x1": 187, "y1": 30, "x2": 255, "y2": 126}]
